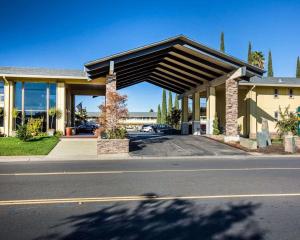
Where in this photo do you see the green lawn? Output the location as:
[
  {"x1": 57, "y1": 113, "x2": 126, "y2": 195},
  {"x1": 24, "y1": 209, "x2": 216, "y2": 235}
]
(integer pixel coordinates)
[{"x1": 0, "y1": 137, "x2": 59, "y2": 156}]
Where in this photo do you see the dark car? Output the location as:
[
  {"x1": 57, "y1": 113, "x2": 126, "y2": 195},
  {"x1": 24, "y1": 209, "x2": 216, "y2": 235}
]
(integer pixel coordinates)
[{"x1": 76, "y1": 124, "x2": 98, "y2": 134}]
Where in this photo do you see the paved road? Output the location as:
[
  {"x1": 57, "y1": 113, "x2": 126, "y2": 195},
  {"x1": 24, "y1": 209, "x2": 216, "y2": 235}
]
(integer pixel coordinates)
[
  {"x1": 1, "y1": 156, "x2": 300, "y2": 239},
  {"x1": 129, "y1": 132, "x2": 246, "y2": 156}
]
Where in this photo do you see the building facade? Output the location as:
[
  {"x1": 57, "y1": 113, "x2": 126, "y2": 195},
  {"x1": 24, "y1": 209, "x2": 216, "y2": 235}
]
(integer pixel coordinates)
[{"x1": 0, "y1": 36, "x2": 299, "y2": 141}]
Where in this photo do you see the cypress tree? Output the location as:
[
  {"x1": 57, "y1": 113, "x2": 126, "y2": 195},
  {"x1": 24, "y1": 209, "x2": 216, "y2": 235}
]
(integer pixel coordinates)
[
  {"x1": 247, "y1": 42, "x2": 252, "y2": 64},
  {"x1": 161, "y1": 89, "x2": 167, "y2": 124},
  {"x1": 168, "y1": 91, "x2": 173, "y2": 115},
  {"x1": 157, "y1": 104, "x2": 161, "y2": 124},
  {"x1": 297, "y1": 57, "x2": 300, "y2": 78},
  {"x1": 174, "y1": 94, "x2": 179, "y2": 110},
  {"x1": 220, "y1": 32, "x2": 225, "y2": 53},
  {"x1": 267, "y1": 50, "x2": 274, "y2": 77}
]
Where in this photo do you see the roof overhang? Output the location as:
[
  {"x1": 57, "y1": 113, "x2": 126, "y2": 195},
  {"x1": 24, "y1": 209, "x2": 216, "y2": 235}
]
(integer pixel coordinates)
[{"x1": 85, "y1": 35, "x2": 265, "y2": 94}]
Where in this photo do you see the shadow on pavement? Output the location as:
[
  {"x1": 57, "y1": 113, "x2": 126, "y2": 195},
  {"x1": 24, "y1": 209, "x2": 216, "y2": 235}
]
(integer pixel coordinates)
[{"x1": 36, "y1": 194, "x2": 265, "y2": 240}]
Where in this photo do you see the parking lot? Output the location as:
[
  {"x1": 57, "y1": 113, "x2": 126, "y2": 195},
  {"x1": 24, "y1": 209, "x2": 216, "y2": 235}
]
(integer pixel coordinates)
[{"x1": 128, "y1": 132, "x2": 247, "y2": 157}]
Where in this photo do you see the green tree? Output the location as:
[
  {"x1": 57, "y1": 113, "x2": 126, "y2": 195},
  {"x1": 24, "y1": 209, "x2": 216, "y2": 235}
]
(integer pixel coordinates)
[
  {"x1": 247, "y1": 42, "x2": 252, "y2": 64},
  {"x1": 296, "y1": 56, "x2": 300, "y2": 78},
  {"x1": 174, "y1": 94, "x2": 179, "y2": 110},
  {"x1": 161, "y1": 89, "x2": 167, "y2": 124},
  {"x1": 157, "y1": 104, "x2": 161, "y2": 124},
  {"x1": 250, "y1": 51, "x2": 265, "y2": 69},
  {"x1": 267, "y1": 50, "x2": 274, "y2": 77},
  {"x1": 220, "y1": 32, "x2": 225, "y2": 53},
  {"x1": 168, "y1": 91, "x2": 173, "y2": 115}
]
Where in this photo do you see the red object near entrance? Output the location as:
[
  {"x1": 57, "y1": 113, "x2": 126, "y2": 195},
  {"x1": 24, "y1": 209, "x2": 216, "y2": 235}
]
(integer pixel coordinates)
[{"x1": 66, "y1": 127, "x2": 72, "y2": 137}]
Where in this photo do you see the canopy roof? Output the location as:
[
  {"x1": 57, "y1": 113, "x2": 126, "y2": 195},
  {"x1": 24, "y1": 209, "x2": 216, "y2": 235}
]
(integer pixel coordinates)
[{"x1": 85, "y1": 35, "x2": 264, "y2": 94}]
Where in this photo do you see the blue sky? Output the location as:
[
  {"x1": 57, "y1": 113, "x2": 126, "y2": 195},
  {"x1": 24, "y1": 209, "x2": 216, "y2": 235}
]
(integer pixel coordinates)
[{"x1": 1, "y1": 0, "x2": 300, "y2": 112}]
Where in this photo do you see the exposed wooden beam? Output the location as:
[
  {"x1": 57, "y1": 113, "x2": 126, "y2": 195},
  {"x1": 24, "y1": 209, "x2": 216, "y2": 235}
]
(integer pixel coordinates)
[
  {"x1": 147, "y1": 79, "x2": 183, "y2": 94},
  {"x1": 149, "y1": 75, "x2": 190, "y2": 91},
  {"x1": 178, "y1": 67, "x2": 247, "y2": 99},
  {"x1": 150, "y1": 72, "x2": 194, "y2": 89}
]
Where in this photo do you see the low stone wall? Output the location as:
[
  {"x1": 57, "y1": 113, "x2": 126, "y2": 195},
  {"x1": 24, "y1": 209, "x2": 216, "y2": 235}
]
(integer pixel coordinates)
[{"x1": 97, "y1": 138, "x2": 129, "y2": 154}]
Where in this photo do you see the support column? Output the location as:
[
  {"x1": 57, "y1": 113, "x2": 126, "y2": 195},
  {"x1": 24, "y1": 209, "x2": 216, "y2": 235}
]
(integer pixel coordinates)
[
  {"x1": 4, "y1": 80, "x2": 14, "y2": 136},
  {"x1": 249, "y1": 88, "x2": 257, "y2": 139},
  {"x1": 105, "y1": 73, "x2": 117, "y2": 130},
  {"x1": 192, "y1": 91, "x2": 201, "y2": 135},
  {"x1": 56, "y1": 82, "x2": 66, "y2": 134},
  {"x1": 206, "y1": 87, "x2": 216, "y2": 135},
  {"x1": 224, "y1": 78, "x2": 239, "y2": 142},
  {"x1": 181, "y1": 95, "x2": 189, "y2": 135}
]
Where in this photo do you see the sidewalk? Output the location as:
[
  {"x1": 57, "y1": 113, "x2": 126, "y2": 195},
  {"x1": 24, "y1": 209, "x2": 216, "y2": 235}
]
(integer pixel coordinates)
[{"x1": 1, "y1": 153, "x2": 300, "y2": 163}]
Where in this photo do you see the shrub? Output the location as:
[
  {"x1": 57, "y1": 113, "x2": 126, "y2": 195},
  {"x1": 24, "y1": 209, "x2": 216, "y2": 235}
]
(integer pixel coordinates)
[
  {"x1": 275, "y1": 106, "x2": 298, "y2": 137},
  {"x1": 105, "y1": 128, "x2": 127, "y2": 139},
  {"x1": 16, "y1": 124, "x2": 32, "y2": 141},
  {"x1": 27, "y1": 118, "x2": 43, "y2": 136},
  {"x1": 213, "y1": 116, "x2": 220, "y2": 135},
  {"x1": 54, "y1": 130, "x2": 63, "y2": 138}
]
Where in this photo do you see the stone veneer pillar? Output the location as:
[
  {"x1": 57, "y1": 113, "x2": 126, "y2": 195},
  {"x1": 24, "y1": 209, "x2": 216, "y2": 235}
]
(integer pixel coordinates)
[
  {"x1": 225, "y1": 78, "x2": 239, "y2": 142},
  {"x1": 105, "y1": 73, "x2": 117, "y2": 130},
  {"x1": 181, "y1": 95, "x2": 189, "y2": 135}
]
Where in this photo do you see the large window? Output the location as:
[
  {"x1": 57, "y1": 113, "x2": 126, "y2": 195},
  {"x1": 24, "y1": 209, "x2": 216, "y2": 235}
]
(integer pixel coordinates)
[
  {"x1": 0, "y1": 81, "x2": 4, "y2": 127},
  {"x1": 14, "y1": 82, "x2": 57, "y2": 131}
]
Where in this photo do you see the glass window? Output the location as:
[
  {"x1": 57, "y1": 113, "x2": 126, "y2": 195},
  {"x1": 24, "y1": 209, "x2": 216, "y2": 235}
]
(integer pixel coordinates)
[
  {"x1": 274, "y1": 111, "x2": 279, "y2": 121},
  {"x1": 49, "y1": 83, "x2": 56, "y2": 108},
  {"x1": 24, "y1": 82, "x2": 47, "y2": 111},
  {"x1": 0, "y1": 81, "x2": 3, "y2": 125},
  {"x1": 15, "y1": 82, "x2": 23, "y2": 110},
  {"x1": 274, "y1": 89, "x2": 278, "y2": 98},
  {"x1": 289, "y1": 88, "x2": 293, "y2": 98}
]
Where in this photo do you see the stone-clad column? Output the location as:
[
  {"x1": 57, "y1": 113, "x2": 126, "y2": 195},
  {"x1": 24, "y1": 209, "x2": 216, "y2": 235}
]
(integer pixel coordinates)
[
  {"x1": 105, "y1": 73, "x2": 117, "y2": 130},
  {"x1": 181, "y1": 95, "x2": 189, "y2": 135},
  {"x1": 225, "y1": 78, "x2": 239, "y2": 142}
]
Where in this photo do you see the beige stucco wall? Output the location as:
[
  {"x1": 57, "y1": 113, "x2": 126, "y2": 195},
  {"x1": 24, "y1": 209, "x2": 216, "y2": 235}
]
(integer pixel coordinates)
[{"x1": 256, "y1": 86, "x2": 300, "y2": 135}]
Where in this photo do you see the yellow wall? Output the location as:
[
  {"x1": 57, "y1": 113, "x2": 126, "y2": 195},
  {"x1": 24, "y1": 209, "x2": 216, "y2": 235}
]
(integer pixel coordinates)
[{"x1": 256, "y1": 86, "x2": 300, "y2": 134}]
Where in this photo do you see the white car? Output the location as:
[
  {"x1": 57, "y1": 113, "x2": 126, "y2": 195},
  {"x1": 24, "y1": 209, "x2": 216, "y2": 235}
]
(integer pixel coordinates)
[{"x1": 140, "y1": 125, "x2": 155, "y2": 132}]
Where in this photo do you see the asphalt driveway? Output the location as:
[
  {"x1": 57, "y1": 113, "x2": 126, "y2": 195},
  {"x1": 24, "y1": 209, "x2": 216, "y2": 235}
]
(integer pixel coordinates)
[{"x1": 129, "y1": 132, "x2": 246, "y2": 157}]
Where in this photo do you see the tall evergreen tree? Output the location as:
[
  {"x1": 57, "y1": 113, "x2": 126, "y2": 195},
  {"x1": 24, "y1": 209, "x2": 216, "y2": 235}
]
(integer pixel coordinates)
[
  {"x1": 267, "y1": 50, "x2": 274, "y2": 77},
  {"x1": 220, "y1": 32, "x2": 225, "y2": 53},
  {"x1": 174, "y1": 94, "x2": 179, "y2": 110},
  {"x1": 157, "y1": 104, "x2": 161, "y2": 124},
  {"x1": 168, "y1": 91, "x2": 173, "y2": 115},
  {"x1": 161, "y1": 89, "x2": 167, "y2": 124},
  {"x1": 247, "y1": 42, "x2": 252, "y2": 64},
  {"x1": 297, "y1": 57, "x2": 300, "y2": 78}
]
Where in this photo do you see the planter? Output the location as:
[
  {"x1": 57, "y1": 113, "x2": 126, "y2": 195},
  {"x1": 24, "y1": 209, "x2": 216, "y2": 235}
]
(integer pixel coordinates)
[
  {"x1": 97, "y1": 138, "x2": 129, "y2": 154},
  {"x1": 47, "y1": 129, "x2": 55, "y2": 136},
  {"x1": 294, "y1": 136, "x2": 300, "y2": 150},
  {"x1": 66, "y1": 127, "x2": 73, "y2": 137}
]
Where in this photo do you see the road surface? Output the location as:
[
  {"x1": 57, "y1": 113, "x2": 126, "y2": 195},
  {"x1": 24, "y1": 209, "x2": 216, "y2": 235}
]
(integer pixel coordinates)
[{"x1": 1, "y1": 156, "x2": 300, "y2": 239}]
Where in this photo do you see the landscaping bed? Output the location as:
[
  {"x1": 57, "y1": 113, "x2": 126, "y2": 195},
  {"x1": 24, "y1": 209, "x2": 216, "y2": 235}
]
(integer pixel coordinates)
[
  {"x1": 206, "y1": 135, "x2": 300, "y2": 155},
  {"x1": 0, "y1": 137, "x2": 59, "y2": 156}
]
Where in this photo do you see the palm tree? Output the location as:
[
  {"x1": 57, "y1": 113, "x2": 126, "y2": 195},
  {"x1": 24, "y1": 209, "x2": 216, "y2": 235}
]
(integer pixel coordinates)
[{"x1": 250, "y1": 51, "x2": 265, "y2": 69}]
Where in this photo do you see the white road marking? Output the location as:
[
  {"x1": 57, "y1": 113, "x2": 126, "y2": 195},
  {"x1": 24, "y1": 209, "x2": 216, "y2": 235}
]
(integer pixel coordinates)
[
  {"x1": 1, "y1": 167, "x2": 300, "y2": 176},
  {"x1": 1, "y1": 193, "x2": 300, "y2": 206}
]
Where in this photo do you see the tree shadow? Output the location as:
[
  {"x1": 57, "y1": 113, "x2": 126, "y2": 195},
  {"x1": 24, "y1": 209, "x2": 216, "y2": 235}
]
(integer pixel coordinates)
[
  {"x1": 129, "y1": 133, "x2": 172, "y2": 152},
  {"x1": 35, "y1": 195, "x2": 265, "y2": 240}
]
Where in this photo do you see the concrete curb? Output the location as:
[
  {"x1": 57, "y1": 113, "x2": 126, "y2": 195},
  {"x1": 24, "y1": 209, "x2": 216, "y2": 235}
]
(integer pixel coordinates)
[{"x1": 0, "y1": 153, "x2": 299, "y2": 163}]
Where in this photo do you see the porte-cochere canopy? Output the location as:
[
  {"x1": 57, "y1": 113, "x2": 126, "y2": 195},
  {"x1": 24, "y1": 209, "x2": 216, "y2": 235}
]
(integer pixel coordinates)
[{"x1": 85, "y1": 35, "x2": 264, "y2": 94}]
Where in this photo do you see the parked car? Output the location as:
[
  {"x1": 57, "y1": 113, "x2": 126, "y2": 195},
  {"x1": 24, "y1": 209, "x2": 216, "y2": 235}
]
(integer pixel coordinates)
[
  {"x1": 140, "y1": 124, "x2": 156, "y2": 132},
  {"x1": 154, "y1": 124, "x2": 172, "y2": 132},
  {"x1": 76, "y1": 124, "x2": 98, "y2": 134}
]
